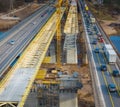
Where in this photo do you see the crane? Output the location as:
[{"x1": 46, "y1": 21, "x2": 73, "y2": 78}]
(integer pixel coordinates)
[
  {"x1": 56, "y1": 0, "x2": 68, "y2": 69},
  {"x1": 56, "y1": 0, "x2": 63, "y2": 68}
]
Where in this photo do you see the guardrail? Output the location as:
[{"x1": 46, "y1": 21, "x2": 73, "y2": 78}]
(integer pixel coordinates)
[{"x1": 82, "y1": 30, "x2": 102, "y2": 107}]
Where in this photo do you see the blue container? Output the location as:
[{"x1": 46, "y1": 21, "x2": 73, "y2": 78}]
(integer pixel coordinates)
[{"x1": 110, "y1": 36, "x2": 120, "y2": 54}]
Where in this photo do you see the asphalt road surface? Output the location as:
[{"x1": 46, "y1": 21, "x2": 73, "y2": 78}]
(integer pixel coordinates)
[
  {"x1": 78, "y1": 0, "x2": 120, "y2": 107},
  {"x1": 0, "y1": 5, "x2": 55, "y2": 77}
]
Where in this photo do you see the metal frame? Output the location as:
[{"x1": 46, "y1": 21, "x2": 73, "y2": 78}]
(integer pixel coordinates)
[
  {"x1": 56, "y1": 0, "x2": 63, "y2": 68},
  {"x1": 0, "y1": 102, "x2": 18, "y2": 107}
]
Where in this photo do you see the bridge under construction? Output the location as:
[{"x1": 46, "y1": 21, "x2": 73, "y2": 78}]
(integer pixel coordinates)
[{"x1": 0, "y1": 0, "x2": 120, "y2": 107}]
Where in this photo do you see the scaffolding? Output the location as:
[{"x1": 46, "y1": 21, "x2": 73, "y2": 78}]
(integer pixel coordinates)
[
  {"x1": 38, "y1": 81, "x2": 59, "y2": 107},
  {"x1": 34, "y1": 70, "x2": 82, "y2": 107}
]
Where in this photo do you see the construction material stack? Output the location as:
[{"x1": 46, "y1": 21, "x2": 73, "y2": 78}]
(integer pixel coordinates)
[{"x1": 64, "y1": 0, "x2": 79, "y2": 64}]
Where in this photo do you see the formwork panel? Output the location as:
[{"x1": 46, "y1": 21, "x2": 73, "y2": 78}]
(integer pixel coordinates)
[{"x1": 64, "y1": 1, "x2": 79, "y2": 34}]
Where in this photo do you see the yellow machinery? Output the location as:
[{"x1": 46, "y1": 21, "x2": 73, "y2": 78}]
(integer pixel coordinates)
[
  {"x1": 56, "y1": 0, "x2": 63, "y2": 68},
  {"x1": 42, "y1": 56, "x2": 51, "y2": 63},
  {"x1": 56, "y1": 0, "x2": 68, "y2": 68},
  {"x1": 65, "y1": 0, "x2": 69, "y2": 14},
  {"x1": 35, "y1": 69, "x2": 47, "y2": 80}
]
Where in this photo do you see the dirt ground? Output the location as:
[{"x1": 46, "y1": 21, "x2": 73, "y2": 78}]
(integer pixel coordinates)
[
  {"x1": 99, "y1": 15, "x2": 120, "y2": 36},
  {"x1": 99, "y1": 20, "x2": 117, "y2": 35},
  {"x1": 0, "y1": 3, "x2": 42, "y2": 31},
  {"x1": 42, "y1": 64, "x2": 95, "y2": 107}
]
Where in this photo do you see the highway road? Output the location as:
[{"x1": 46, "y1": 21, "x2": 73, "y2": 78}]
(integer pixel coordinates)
[
  {"x1": 78, "y1": 0, "x2": 120, "y2": 107},
  {"x1": 0, "y1": 5, "x2": 56, "y2": 77},
  {"x1": 0, "y1": 5, "x2": 46, "y2": 42}
]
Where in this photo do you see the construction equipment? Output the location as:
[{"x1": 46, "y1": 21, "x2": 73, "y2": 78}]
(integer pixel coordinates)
[
  {"x1": 56, "y1": 0, "x2": 69, "y2": 68},
  {"x1": 56, "y1": 0, "x2": 63, "y2": 68}
]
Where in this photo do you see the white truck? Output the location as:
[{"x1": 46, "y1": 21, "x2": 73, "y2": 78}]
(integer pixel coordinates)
[
  {"x1": 103, "y1": 44, "x2": 113, "y2": 50},
  {"x1": 103, "y1": 44, "x2": 117, "y2": 63},
  {"x1": 90, "y1": 17, "x2": 96, "y2": 23}
]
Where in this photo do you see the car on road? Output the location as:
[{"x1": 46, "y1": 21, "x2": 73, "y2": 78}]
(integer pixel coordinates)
[
  {"x1": 93, "y1": 26, "x2": 97, "y2": 31},
  {"x1": 99, "y1": 37, "x2": 104, "y2": 43},
  {"x1": 92, "y1": 40, "x2": 97, "y2": 45},
  {"x1": 108, "y1": 83, "x2": 116, "y2": 92},
  {"x1": 88, "y1": 31, "x2": 93, "y2": 35},
  {"x1": 97, "y1": 33, "x2": 102, "y2": 37},
  {"x1": 8, "y1": 40, "x2": 15, "y2": 45},
  {"x1": 97, "y1": 36, "x2": 101, "y2": 40},
  {"x1": 94, "y1": 48, "x2": 99, "y2": 53},
  {"x1": 112, "y1": 70, "x2": 120, "y2": 77},
  {"x1": 32, "y1": 21, "x2": 36, "y2": 25},
  {"x1": 100, "y1": 64, "x2": 107, "y2": 71}
]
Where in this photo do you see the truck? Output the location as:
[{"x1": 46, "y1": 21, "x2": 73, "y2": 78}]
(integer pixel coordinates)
[
  {"x1": 105, "y1": 49, "x2": 117, "y2": 63},
  {"x1": 103, "y1": 44, "x2": 113, "y2": 50},
  {"x1": 103, "y1": 44, "x2": 117, "y2": 63},
  {"x1": 90, "y1": 17, "x2": 96, "y2": 23}
]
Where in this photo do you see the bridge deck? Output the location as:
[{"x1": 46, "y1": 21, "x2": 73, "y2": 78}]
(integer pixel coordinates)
[
  {"x1": 63, "y1": 1, "x2": 78, "y2": 64},
  {"x1": 64, "y1": 3, "x2": 78, "y2": 34},
  {"x1": 0, "y1": 8, "x2": 65, "y2": 107}
]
